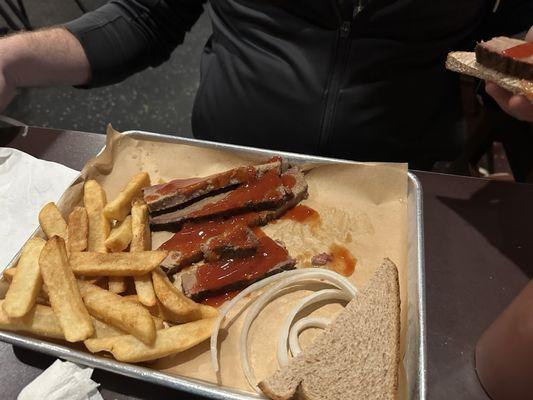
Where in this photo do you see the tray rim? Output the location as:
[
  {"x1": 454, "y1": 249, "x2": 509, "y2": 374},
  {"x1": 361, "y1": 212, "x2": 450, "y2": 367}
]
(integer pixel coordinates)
[{"x1": 0, "y1": 130, "x2": 427, "y2": 400}]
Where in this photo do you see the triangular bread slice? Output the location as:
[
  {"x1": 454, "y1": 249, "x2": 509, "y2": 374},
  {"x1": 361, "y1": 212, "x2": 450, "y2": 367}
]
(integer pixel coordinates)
[
  {"x1": 446, "y1": 51, "x2": 533, "y2": 100},
  {"x1": 258, "y1": 258, "x2": 401, "y2": 400}
]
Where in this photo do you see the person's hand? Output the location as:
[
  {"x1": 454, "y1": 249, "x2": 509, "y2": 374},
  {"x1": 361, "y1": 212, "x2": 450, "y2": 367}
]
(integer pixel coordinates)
[
  {"x1": 485, "y1": 82, "x2": 533, "y2": 122},
  {"x1": 485, "y1": 26, "x2": 533, "y2": 122}
]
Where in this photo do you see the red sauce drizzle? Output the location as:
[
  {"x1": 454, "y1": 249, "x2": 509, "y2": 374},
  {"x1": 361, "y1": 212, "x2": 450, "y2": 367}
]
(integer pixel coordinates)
[
  {"x1": 150, "y1": 158, "x2": 282, "y2": 201},
  {"x1": 159, "y1": 213, "x2": 260, "y2": 255},
  {"x1": 503, "y1": 42, "x2": 533, "y2": 59},
  {"x1": 200, "y1": 290, "x2": 240, "y2": 307},
  {"x1": 281, "y1": 173, "x2": 296, "y2": 188},
  {"x1": 281, "y1": 205, "x2": 319, "y2": 224},
  {"x1": 329, "y1": 243, "x2": 356, "y2": 277},
  {"x1": 192, "y1": 231, "x2": 290, "y2": 292},
  {"x1": 188, "y1": 169, "x2": 285, "y2": 219},
  {"x1": 149, "y1": 165, "x2": 259, "y2": 199}
]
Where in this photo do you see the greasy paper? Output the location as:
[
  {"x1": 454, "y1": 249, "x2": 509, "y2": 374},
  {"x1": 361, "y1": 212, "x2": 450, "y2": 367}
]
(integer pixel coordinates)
[{"x1": 29, "y1": 127, "x2": 408, "y2": 395}]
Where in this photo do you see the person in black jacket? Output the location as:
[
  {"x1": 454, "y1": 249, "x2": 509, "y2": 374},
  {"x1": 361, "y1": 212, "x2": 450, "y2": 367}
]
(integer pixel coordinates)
[{"x1": 0, "y1": 0, "x2": 531, "y2": 169}]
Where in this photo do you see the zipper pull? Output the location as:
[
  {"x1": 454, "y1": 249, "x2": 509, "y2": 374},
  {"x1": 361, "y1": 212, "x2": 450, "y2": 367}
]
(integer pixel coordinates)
[
  {"x1": 353, "y1": 0, "x2": 364, "y2": 18},
  {"x1": 340, "y1": 21, "x2": 351, "y2": 37}
]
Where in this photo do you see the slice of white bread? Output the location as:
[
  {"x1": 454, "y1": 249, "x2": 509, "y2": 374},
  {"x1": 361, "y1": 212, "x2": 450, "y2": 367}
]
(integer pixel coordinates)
[
  {"x1": 446, "y1": 51, "x2": 533, "y2": 100},
  {"x1": 258, "y1": 258, "x2": 401, "y2": 400}
]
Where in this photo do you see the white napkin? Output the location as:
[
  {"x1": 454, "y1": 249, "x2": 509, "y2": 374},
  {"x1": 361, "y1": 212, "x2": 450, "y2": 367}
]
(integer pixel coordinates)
[
  {"x1": 18, "y1": 359, "x2": 103, "y2": 400},
  {"x1": 0, "y1": 148, "x2": 79, "y2": 269}
]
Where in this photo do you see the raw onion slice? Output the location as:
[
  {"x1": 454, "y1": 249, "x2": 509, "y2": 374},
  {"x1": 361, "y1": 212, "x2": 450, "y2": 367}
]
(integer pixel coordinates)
[
  {"x1": 238, "y1": 270, "x2": 357, "y2": 390},
  {"x1": 288, "y1": 316, "x2": 332, "y2": 357},
  {"x1": 210, "y1": 269, "x2": 309, "y2": 373},
  {"x1": 277, "y1": 288, "x2": 352, "y2": 367}
]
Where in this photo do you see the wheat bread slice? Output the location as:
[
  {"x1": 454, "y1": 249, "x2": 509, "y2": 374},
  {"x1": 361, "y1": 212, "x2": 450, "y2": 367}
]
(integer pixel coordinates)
[
  {"x1": 446, "y1": 51, "x2": 533, "y2": 100},
  {"x1": 258, "y1": 258, "x2": 401, "y2": 400}
]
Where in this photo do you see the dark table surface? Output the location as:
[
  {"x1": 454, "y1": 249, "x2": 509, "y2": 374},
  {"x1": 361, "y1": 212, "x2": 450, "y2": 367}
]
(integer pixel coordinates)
[{"x1": 3, "y1": 126, "x2": 533, "y2": 400}]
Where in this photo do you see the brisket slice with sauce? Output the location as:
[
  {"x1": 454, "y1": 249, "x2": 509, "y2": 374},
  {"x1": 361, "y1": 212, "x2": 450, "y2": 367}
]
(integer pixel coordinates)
[
  {"x1": 160, "y1": 224, "x2": 259, "y2": 272},
  {"x1": 181, "y1": 235, "x2": 296, "y2": 300},
  {"x1": 150, "y1": 168, "x2": 290, "y2": 230},
  {"x1": 143, "y1": 159, "x2": 281, "y2": 213},
  {"x1": 475, "y1": 37, "x2": 533, "y2": 80},
  {"x1": 158, "y1": 167, "x2": 308, "y2": 274},
  {"x1": 201, "y1": 225, "x2": 259, "y2": 261}
]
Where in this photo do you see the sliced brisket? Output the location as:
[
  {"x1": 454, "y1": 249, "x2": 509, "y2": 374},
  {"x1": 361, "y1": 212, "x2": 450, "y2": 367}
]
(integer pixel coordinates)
[
  {"x1": 201, "y1": 225, "x2": 259, "y2": 261},
  {"x1": 143, "y1": 159, "x2": 281, "y2": 212},
  {"x1": 157, "y1": 167, "x2": 308, "y2": 274},
  {"x1": 150, "y1": 168, "x2": 290, "y2": 230},
  {"x1": 475, "y1": 37, "x2": 533, "y2": 80},
  {"x1": 181, "y1": 232, "x2": 296, "y2": 300}
]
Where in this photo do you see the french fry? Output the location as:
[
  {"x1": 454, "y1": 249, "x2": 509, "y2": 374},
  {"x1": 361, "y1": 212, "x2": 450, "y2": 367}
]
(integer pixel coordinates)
[
  {"x1": 78, "y1": 281, "x2": 156, "y2": 344},
  {"x1": 152, "y1": 315, "x2": 165, "y2": 330},
  {"x1": 105, "y1": 215, "x2": 132, "y2": 252},
  {"x1": 0, "y1": 300, "x2": 129, "y2": 340},
  {"x1": 5, "y1": 270, "x2": 50, "y2": 305},
  {"x1": 0, "y1": 281, "x2": 9, "y2": 303},
  {"x1": 84, "y1": 180, "x2": 110, "y2": 253},
  {"x1": 92, "y1": 315, "x2": 164, "y2": 338},
  {"x1": 69, "y1": 251, "x2": 167, "y2": 277},
  {"x1": 108, "y1": 277, "x2": 127, "y2": 294},
  {"x1": 123, "y1": 294, "x2": 139, "y2": 302},
  {"x1": 152, "y1": 268, "x2": 218, "y2": 323},
  {"x1": 124, "y1": 294, "x2": 194, "y2": 325},
  {"x1": 3, "y1": 238, "x2": 46, "y2": 318},
  {"x1": 67, "y1": 206, "x2": 88, "y2": 253},
  {"x1": 131, "y1": 200, "x2": 156, "y2": 306},
  {"x1": 103, "y1": 172, "x2": 150, "y2": 222},
  {"x1": 91, "y1": 317, "x2": 126, "y2": 338},
  {"x1": 38, "y1": 203, "x2": 67, "y2": 240},
  {"x1": 0, "y1": 301, "x2": 64, "y2": 339},
  {"x1": 122, "y1": 295, "x2": 165, "y2": 328},
  {"x1": 105, "y1": 215, "x2": 133, "y2": 293},
  {"x1": 39, "y1": 237, "x2": 94, "y2": 342},
  {"x1": 2, "y1": 268, "x2": 16, "y2": 282},
  {"x1": 84, "y1": 318, "x2": 215, "y2": 363}
]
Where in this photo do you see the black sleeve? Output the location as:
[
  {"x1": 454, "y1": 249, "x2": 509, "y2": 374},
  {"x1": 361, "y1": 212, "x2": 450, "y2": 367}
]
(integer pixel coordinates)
[
  {"x1": 480, "y1": 0, "x2": 533, "y2": 40},
  {"x1": 64, "y1": 0, "x2": 206, "y2": 88}
]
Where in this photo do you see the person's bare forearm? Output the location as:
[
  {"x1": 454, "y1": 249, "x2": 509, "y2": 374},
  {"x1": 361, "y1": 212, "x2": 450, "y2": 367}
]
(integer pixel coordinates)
[{"x1": 0, "y1": 27, "x2": 90, "y2": 89}]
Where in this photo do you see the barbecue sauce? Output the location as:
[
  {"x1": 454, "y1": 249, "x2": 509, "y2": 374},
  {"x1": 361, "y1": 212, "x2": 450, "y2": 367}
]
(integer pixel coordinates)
[
  {"x1": 145, "y1": 165, "x2": 260, "y2": 201},
  {"x1": 329, "y1": 243, "x2": 356, "y2": 276},
  {"x1": 281, "y1": 173, "x2": 296, "y2": 188},
  {"x1": 146, "y1": 157, "x2": 283, "y2": 202},
  {"x1": 192, "y1": 230, "x2": 291, "y2": 293},
  {"x1": 188, "y1": 169, "x2": 286, "y2": 219},
  {"x1": 281, "y1": 205, "x2": 319, "y2": 224},
  {"x1": 159, "y1": 213, "x2": 260, "y2": 255},
  {"x1": 503, "y1": 42, "x2": 533, "y2": 59}
]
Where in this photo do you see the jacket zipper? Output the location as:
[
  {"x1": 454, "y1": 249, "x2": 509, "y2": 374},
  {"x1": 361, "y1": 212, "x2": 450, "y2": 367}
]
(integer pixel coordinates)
[{"x1": 317, "y1": 3, "x2": 354, "y2": 153}]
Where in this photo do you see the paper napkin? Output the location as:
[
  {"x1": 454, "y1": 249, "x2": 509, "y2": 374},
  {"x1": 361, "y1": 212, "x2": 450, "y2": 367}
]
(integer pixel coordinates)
[
  {"x1": 0, "y1": 148, "x2": 79, "y2": 269},
  {"x1": 17, "y1": 359, "x2": 103, "y2": 400}
]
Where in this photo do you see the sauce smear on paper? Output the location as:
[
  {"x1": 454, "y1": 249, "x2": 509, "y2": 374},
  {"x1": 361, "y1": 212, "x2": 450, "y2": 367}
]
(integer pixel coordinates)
[
  {"x1": 329, "y1": 243, "x2": 356, "y2": 277},
  {"x1": 281, "y1": 205, "x2": 319, "y2": 224}
]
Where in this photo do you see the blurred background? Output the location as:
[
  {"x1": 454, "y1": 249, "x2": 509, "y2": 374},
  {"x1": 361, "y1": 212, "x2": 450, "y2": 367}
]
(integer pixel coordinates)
[
  {"x1": 1, "y1": 0, "x2": 211, "y2": 136},
  {"x1": 1, "y1": 1, "x2": 532, "y2": 181}
]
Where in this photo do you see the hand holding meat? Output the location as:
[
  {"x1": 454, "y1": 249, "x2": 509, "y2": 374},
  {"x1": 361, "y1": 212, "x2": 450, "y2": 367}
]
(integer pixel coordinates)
[{"x1": 485, "y1": 26, "x2": 533, "y2": 122}]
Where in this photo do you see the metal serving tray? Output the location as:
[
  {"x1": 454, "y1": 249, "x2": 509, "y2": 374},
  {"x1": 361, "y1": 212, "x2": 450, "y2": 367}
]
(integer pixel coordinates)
[{"x1": 0, "y1": 130, "x2": 426, "y2": 400}]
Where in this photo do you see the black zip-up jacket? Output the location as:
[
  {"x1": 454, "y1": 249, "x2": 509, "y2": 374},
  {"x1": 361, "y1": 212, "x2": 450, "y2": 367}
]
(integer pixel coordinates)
[{"x1": 65, "y1": 0, "x2": 533, "y2": 167}]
